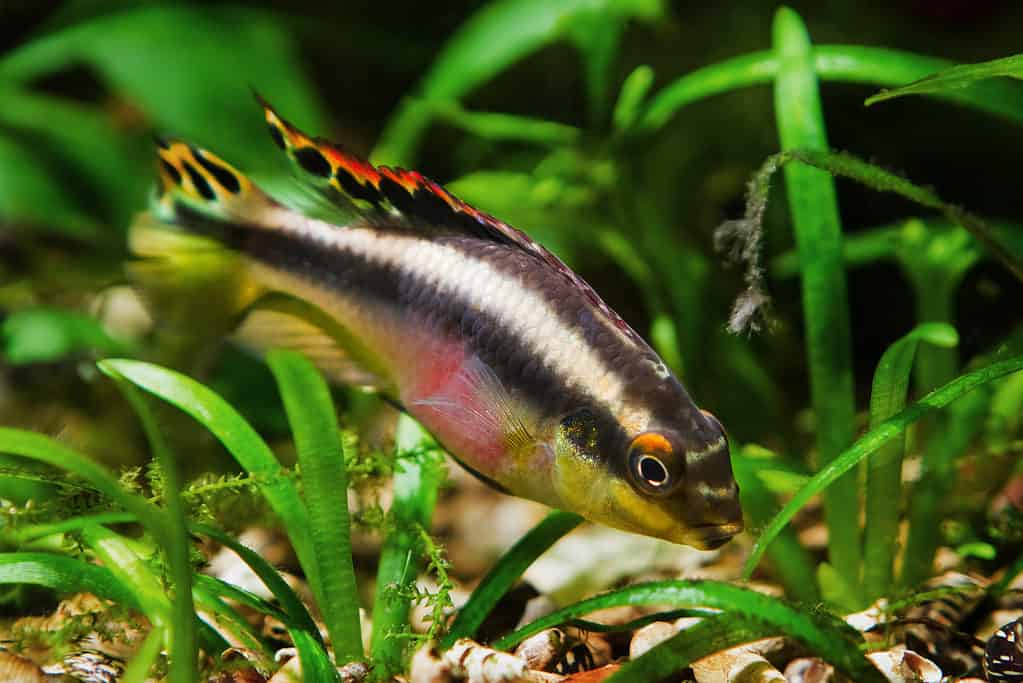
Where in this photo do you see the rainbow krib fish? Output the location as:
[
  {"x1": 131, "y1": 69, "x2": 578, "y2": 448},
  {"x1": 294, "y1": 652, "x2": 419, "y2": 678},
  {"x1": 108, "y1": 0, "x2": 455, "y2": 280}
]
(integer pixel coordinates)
[{"x1": 133, "y1": 97, "x2": 742, "y2": 549}]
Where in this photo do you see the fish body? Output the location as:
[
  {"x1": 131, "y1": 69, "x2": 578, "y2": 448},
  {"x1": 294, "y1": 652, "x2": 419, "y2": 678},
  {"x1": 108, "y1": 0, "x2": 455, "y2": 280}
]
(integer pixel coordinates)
[{"x1": 135, "y1": 99, "x2": 742, "y2": 549}]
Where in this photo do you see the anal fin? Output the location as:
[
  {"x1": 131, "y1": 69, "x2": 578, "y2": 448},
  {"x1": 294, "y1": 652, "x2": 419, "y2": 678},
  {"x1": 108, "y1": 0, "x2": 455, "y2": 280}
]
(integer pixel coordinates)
[{"x1": 234, "y1": 293, "x2": 390, "y2": 392}]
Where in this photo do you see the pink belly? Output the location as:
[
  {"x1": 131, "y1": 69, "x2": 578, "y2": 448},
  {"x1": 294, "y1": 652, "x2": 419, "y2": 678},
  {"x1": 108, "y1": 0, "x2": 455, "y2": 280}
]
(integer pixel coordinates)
[{"x1": 396, "y1": 335, "x2": 510, "y2": 476}]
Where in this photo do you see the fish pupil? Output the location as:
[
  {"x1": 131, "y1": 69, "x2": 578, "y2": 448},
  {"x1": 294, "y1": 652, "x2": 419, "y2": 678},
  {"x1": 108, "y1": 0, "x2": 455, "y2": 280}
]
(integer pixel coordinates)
[{"x1": 639, "y1": 455, "x2": 668, "y2": 486}]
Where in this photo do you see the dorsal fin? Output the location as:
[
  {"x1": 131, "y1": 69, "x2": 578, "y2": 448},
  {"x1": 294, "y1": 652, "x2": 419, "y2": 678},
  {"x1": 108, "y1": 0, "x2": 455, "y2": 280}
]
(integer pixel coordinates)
[
  {"x1": 153, "y1": 137, "x2": 278, "y2": 225},
  {"x1": 256, "y1": 93, "x2": 546, "y2": 251}
]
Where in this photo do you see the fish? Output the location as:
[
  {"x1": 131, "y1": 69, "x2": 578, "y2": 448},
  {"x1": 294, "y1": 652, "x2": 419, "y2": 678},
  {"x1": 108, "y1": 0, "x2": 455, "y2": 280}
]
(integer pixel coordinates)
[{"x1": 131, "y1": 97, "x2": 743, "y2": 549}]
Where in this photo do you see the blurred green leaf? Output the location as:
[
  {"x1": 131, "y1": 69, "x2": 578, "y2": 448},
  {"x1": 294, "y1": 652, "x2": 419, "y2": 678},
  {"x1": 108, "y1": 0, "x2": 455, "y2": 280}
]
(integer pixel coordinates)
[
  {"x1": 2, "y1": 307, "x2": 131, "y2": 365},
  {"x1": 612, "y1": 64, "x2": 655, "y2": 133},
  {"x1": 429, "y1": 101, "x2": 580, "y2": 146},
  {"x1": 867, "y1": 53, "x2": 1023, "y2": 105},
  {"x1": 0, "y1": 134, "x2": 97, "y2": 236},
  {"x1": 0, "y1": 86, "x2": 147, "y2": 229},
  {"x1": 0, "y1": 5, "x2": 325, "y2": 171},
  {"x1": 374, "y1": 0, "x2": 663, "y2": 165}
]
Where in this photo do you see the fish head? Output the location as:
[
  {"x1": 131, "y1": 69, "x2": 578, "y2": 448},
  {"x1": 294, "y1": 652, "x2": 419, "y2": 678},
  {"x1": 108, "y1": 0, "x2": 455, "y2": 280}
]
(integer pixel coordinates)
[{"x1": 551, "y1": 407, "x2": 742, "y2": 549}]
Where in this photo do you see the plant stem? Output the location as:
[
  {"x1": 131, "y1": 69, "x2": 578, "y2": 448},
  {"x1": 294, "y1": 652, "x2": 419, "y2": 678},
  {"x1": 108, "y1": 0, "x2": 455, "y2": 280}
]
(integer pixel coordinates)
[{"x1": 772, "y1": 7, "x2": 859, "y2": 595}]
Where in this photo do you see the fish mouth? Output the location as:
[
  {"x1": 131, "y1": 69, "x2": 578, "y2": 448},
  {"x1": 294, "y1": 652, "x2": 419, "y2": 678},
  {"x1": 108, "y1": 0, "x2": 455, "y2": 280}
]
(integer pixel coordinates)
[{"x1": 689, "y1": 521, "x2": 743, "y2": 550}]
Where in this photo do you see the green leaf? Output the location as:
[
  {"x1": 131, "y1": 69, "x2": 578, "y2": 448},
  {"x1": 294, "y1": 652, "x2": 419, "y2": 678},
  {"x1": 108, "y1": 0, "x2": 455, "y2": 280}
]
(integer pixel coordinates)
[
  {"x1": 267, "y1": 349, "x2": 363, "y2": 663},
  {"x1": 612, "y1": 65, "x2": 655, "y2": 133},
  {"x1": 100, "y1": 366, "x2": 198, "y2": 683},
  {"x1": 428, "y1": 101, "x2": 580, "y2": 147},
  {"x1": 744, "y1": 355, "x2": 1023, "y2": 578},
  {"x1": 97, "y1": 359, "x2": 319, "y2": 595},
  {"x1": 121, "y1": 628, "x2": 165, "y2": 683},
  {"x1": 0, "y1": 85, "x2": 148, "y2": 229},
  {"x1": 605, "y1": 614, "x2": 777, "y2": 683},
  {"x1": 638, "y1": 45, "x2": 1023, "y2": 134},
  {"x1": 773, "y1": 6, "x2": 859, "y2": 593},
  {"x1": 0, "y1": 552, "x2": 141, "y2": 608},
  {"x1": 373, "y1": 0, "x2": 662, "y2": 165},
  {"x1": 2, "y1": 307, "x2": 131, "y2": 365},
  {"x1": 80, "y1": 525, "x2": 171, "y2": 634},
  {"x1": 191, "y1": 522, "x2": 335, "y2": 683},
  {"x1": 0, "y1": 5, "x2": 326, "y2": 171},
  {"x1": 0, "y1": 428, "x2": 170, "y2": 540},
  {"x1": 442, "y1": 511, "x2": 582, "y2": 648},
  {"x1": 370, "y1": 416, "x2": 446, "y2": 681},
  {"x1": 862, "y1": 323, "x2": 958, "y2": 602},
  {"x1": 867, "y1": 53, "x2": 1023, "y2": 105},
  {"x1": 0, "y1": 134, "x2": 97, "y2": 236},
  {"x1": 496, "y1": 580, "x2": 883, "y2": 683}
]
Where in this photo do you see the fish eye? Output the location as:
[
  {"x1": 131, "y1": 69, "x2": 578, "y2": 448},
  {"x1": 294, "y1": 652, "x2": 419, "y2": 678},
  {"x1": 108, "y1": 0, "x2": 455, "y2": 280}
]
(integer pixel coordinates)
[
  {"x1": 627, "y1": 432, "x2": 680, "y2": 494},
  {"x1": 637, "y1": 454, "x2": 669, "y2": 486}
]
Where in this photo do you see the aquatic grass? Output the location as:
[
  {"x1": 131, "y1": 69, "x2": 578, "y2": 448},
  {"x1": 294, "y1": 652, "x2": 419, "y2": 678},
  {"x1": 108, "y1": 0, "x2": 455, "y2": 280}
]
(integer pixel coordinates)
[
  {"x1": 191, "y1": 521, "x2": 336, "y2": 682},
  {"x1": 731, "y1": 449, "x2": 819, "y2": 604},
  {"x1": 772, "y1": 7, "x2": 858, "y2": 595},
  {"x1": 862, "y1": 323, "x2": 958, "y2": 602},
  {"x1": 605, "y1": 615, "x2": 783, "y2": 683},
  {"x1": 0, "y1": 552, "x2": 142, "y2": 608},
  {"x1": 267, "y1": 349, "x2": 362, "y2": 664},
  {"x1": 102, "y1": 364, "x2": 197, "y2": 683},
  {"x1": 370, "y1": 415, "x2": 446, "y2": 681},
  {"x1": 497, "y1": 580, "x2": 884, "y2": 682},
  {"x1": 442, "y1": 510, "x2": 582, "y2": 647},
  {"x1": 866, "y1": 52, "x2": 1023, "y2": 105},
  {"x1": 744, "y1": 355, "x2": 1023, "y2": 578},
  {"x1": 636, "y1": 46, "x2": 1023, "y2": 135},
  {"x1": 98, "y1": 359, "x2": 320, "y2": 601}
]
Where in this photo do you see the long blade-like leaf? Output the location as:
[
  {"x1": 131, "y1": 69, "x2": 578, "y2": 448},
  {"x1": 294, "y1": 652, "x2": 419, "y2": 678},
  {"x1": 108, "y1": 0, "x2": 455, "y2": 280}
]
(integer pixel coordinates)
[
  {"x1": 99, "y1": 359, "x2": 318, "y2": 595},
  {"x1": 744, "y1": 355, "x2": 1023, "y2": 577},
  {"x1": 495, "y1": 580, "x2": 882, "y2": 683},
  {"x1": 442, "y1": 511, "x2": 582, "y2": 647},
  {"x1": 866, "y1": 53, "x2": 1023, "y2": 105},
  {"x1": 267, "y1": 349, "x2": 363, "y2": 663},
  {"x1": 773, "y1": 7, "x2": 859, "y2": 595},
  {"x1": 862, "y1": 323, "x2": 958, "y2": 601},
  {"x1": 0, "y1": 552, "x2": 141, "y2": 608}
]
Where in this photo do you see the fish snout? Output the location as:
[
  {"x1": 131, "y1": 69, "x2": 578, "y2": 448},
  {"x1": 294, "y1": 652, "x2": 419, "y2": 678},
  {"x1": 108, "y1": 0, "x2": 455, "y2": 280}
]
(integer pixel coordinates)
[{"x1": 681, "y1": 434, "x2": 743, "y2": 544}]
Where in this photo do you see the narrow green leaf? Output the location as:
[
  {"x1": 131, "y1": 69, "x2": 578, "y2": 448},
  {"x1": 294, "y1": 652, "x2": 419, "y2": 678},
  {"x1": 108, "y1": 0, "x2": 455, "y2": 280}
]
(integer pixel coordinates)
[
  {"x1": 370, "y1": 416, "x2": 446, "y2": 681},
  {"x1": 121, "y1": 627, "x2": 165, "y2": 683},
  {"x1": 0, "y1": 428, "x2": 170, "y2": 541},
  {"x1": 606, "y1": 614, "x2": 776, "y2": 683},
  {"x1": 867, "y1": 53, "x2": 1023, "y2": 105},
  {"x1": 613, "y1": 65, "x2": 656, "y2": 133},
  {"x1": 0, "y1": 552, "x2": 141, "y2": 608},
  {"x1": 638, "y1": 45, "x2": 1023, "y2": 134},
  {"x1": 373, "y1": 0, "x2": 661, "y2": 165},
  {"x1": 442, "y1": 511, "x2": 582, "y2": 648},
  {"x1": 773, "y1": 6, "x2": 859, "y2": 593},
  {"x1": 744, "y1": 356, "x2": 1023, "y2": 578},
  {"x1": 496, "y1": 580, "x2": 882, "y2": 683},
  {"x1": 98, "y1": 359, "x2": 319, "y2": 595},
  {"x1": 0, "y1": 5, "x2": 327, "y2": 171},
  {"x1": 862, "y1": 323, "x2": 958, "y2": 602},
  {"x1": 192, "y1": 583, "x2": 275, "y2": 668},
  {"x1": 427, "y1": 102, "x2": 580, "y2": 146},
  {"x1": 101, "y1": 365, "x2": 198, "y2": 683},
  {"x1": 80, "y1": 525, "x2": 170, "y2": 629},
  {"x1": 2, "y1": 308, "x2": 131, "y2": 365},
  {"x1": 190, "y1": 522, "x2": 321, "y2": 643},
  {"x1": 191, "y1": 524, "x2": 338, "y2": 682},
  {"x1": 267, "y1": 349, "x2": 363, "y2": 663}
]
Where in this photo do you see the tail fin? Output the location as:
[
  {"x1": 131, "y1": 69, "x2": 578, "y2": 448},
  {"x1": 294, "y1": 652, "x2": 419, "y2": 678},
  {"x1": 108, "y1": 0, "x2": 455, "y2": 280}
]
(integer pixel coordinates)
[{"x1": 129, "y1": 140, "x2": 273, "y2": 357}]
